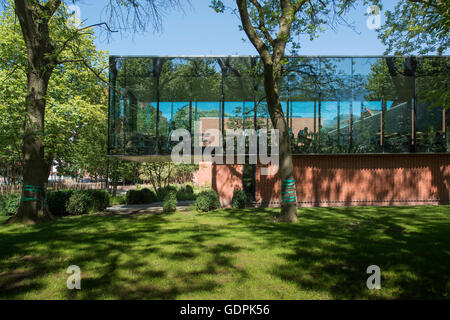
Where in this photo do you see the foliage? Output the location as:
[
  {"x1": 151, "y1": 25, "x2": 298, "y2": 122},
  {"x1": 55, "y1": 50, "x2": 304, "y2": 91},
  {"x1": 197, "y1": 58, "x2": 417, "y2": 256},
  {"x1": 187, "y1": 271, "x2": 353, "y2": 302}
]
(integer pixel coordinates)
[
  {"x1": 125, "y1": 188, "x2": 157, "y2": 204},
  {"x1": 163, "y1": 190, "x2": 178, "y2": 213},
  {"x1": 139, "y1": 162, "x2": 198, "y2": 191},
  {"x1": 375, "y1": 0, "x2": 449, "y2": 55},
  {"x1": 0, "y1": 193, "x2": 20, "y2": 216},
  {"x1": 141, "y1": 188, "x2": 158, "y2": 203},
  {"x1": 47, "y1": 190, "x2": 73, "y2": 216},
  {"x1": 125, "y1": 190, "x2": 141, "y2": 205},
  {"x1": 231, "y1": 189, "x2": 247, "y2": 209},
  {"x1": 365, "y1": 57, "x2": 449, "y2": 109},
  {"x1": 156, "y1": 185, "x2": 178, "y2": 202},
  {"x1": 0, "y1": 3, "x2": 109, "y2": 183},
  {"x1": 195, "y1": 189, "x2": 221, "y2": 212},
  {"x1": 67, "y1": 190, "x2": 110, "y2": 215},
  {"x1": 176, "y1": 185, "x2": 196, "y2": 201},
  {"x1": 110, "y1": 195, "x2": 127, "y2": 206}
]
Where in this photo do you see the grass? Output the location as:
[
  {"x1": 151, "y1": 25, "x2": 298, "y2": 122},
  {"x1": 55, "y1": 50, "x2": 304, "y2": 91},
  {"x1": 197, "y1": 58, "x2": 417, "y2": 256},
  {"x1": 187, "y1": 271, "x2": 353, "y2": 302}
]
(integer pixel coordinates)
[{"x1": 0, "y1": 205, "x2": 449, "y2": 299}]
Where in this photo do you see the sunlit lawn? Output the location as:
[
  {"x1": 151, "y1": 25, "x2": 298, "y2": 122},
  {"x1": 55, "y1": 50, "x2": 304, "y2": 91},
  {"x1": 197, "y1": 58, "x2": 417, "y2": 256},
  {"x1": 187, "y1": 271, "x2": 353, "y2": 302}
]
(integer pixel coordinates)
[{"x1": 0, "y1": 205, "x2": 449, "y2": 299}]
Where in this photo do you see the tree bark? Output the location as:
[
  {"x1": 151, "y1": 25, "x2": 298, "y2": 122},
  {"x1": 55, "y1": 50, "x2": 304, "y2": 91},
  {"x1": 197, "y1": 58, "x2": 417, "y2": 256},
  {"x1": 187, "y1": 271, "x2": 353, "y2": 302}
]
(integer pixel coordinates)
[
  {"x1": 235, "y1": 0, "x2": 299, "y2": 222},
  {"x1": 8, "y1": 0, "x2": 61, "y2": 224},
  {"x1": 263, "y1": 63, "x2": 298, "y2": 222}
]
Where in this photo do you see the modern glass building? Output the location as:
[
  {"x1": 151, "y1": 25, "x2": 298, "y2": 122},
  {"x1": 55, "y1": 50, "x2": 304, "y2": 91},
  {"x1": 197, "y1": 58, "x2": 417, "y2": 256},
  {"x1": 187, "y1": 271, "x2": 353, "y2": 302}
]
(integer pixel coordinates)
[{"x1": 108, "y1": 56, "x2": 449, "y2": 161}]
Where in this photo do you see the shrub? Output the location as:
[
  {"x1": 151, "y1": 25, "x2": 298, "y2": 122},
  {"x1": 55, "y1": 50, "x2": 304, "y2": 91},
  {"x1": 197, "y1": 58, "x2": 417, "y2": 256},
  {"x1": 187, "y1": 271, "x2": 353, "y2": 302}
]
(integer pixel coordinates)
[
  {"x1": 110, "y1": 195, "x2": 126, "y2": 206},
  {"x1": 0, "y1": 194, "x2": 20, "y2": 216},
  {"x1": 163, "y1": 190, "x2": 178, "y2": 213},
  {"x1": 156, "y1": 186, "x2": 177, "y2": 202},
  {"x1": 231, "y1": 189, "x2": 247, "y2": 209},
  {"x1": 195, "y1": 190, "x2": 221, "y2": 212},
  {"x1": 66, "y1": 191, "x2": 91, "y2": 215},
  {"x1": 67, "y1": 190, "x2": 110, "y2": 215},
  {"x1": 176, "y1": 185, "x2": 196, "y2": 201},
  {"x1": 88, "y1": 190, "x2": 110, "y2": 212},
  {"x1": 125, "y1": 190, "x2": 141, "y2": 205},
  {"x1": 184, "y1": 185, "x2": 194, "y2": 194},
  {"x1": 125, "y1": 189, "x2": 156, "y2": 204},
  {"x1": 141, "y1": 188, "x2": 157, "y2": 203},
  {"x1": 47, "y1": 190, "x2": 73, "y2": 216}
]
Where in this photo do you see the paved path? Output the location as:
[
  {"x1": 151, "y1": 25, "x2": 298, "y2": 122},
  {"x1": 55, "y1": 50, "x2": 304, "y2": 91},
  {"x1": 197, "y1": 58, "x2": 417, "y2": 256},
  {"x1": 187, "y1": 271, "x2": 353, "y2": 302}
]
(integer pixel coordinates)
[{"x1": 103, "y1": 201, "x2": 194, "y2": 216}]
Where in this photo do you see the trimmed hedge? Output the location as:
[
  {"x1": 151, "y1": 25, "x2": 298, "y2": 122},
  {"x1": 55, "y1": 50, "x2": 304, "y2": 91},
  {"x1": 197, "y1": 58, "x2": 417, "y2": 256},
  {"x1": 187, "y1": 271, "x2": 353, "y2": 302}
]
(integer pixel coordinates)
[
  {"x1": 141, "y1": 188, "x2": 157, "y2": 203},
  {"x1": 47, "y1": 190, "x2": 73, "y2": 216},
  {"x1": 156, "y1": 186, "x2": 178, "y2": 202},
  {"x1": 1, "y1": 189, "x2": 110, "y2": 217},
  {"x1": 125, "y1": 188, "x2": 157, "y2": 205},
  {"x1": 0, "y1": 194, "x2": 20, "y2": 216},
  {"x1": 67, "y1": 190, "x2": 110, "y2": 215},
  {"x1": 195, "y1": 190, "x2": 221, "y2": 212},
  {"x1": 176, "y1": 185, "x2": 196, "y2": 201},
  {"x1": 231, "y1": 189, "x2": 247, "y2": 209}
]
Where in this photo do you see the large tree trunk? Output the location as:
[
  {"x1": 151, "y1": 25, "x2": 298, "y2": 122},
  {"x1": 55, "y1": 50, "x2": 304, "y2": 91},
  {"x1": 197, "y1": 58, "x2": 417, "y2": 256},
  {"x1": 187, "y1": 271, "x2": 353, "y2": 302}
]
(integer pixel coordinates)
[
  {"x1": 8, "y1": 0, "x2": 60, "y2": 224},
  {"x1": 10, "y1": 72, "x2": 53, "y2": 224},
  {"x1": 263, "y1": 63, "x2": 298, "y2": 222}
]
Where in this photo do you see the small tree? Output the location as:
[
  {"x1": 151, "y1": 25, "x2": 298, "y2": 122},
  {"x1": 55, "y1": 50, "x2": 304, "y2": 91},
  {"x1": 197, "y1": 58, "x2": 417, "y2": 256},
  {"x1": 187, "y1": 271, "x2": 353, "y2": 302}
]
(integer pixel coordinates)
[{"x1": 211, "y1": 0, "x2": 357, "y2": 222}]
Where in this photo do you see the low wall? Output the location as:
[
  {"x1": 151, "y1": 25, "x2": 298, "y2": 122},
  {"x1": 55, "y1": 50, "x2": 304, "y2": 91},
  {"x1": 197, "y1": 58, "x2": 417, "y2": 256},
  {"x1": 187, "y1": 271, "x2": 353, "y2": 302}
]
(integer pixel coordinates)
[{"x1": 212, "y1": 154, "x2": 450, "y2": 208}]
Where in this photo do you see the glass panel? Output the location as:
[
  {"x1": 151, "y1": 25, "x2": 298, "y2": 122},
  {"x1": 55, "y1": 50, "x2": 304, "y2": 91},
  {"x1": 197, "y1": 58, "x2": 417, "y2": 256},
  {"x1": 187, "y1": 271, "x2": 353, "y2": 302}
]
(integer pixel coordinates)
[
  {"x1": 415, "y1": 57, "x2": 448, "y2": 152},
  {"x1": 108, "y1": 56, "x2": 449, "y2": 157}
]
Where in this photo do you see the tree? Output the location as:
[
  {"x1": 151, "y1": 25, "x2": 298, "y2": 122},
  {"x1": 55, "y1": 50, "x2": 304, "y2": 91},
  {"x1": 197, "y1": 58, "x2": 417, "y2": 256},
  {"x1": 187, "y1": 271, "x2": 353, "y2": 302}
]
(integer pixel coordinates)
[
  {"x1": 139, "y1": 162, "x2": 197, "y2": 191},
  {"x1": 1, "y1": 0, "x2": 184, "y2": 224},
  {"x1": 376, "y1": 0, "x2": 449, "y2": 55},
  {"x1": 211, "y1": 0, "x2": 357, "y2": 222},
  {"x1": 0, "y1": 2, "x2": 111, "y2": 186},
  {"x1": 374, "y1": 0, "x2": 449, "y2": 113}
]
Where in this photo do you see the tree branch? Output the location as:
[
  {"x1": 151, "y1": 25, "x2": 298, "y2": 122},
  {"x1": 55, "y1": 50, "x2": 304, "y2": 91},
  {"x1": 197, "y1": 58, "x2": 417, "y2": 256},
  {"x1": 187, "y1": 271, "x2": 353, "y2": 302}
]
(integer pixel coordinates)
[
  {"x1": 43, "y1": 0, "x2": 62, "y2": 16},
  {"x1": 248, "y1": 0, "x2": 274, "y2": 45},
  {"x1": 236, "y1": 0, "x2": 272, "y2": 64}
]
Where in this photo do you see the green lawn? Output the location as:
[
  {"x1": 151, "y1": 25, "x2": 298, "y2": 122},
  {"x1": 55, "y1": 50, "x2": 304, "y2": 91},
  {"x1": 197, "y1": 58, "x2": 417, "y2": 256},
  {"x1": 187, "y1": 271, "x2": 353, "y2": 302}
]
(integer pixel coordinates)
[{"x1": 0, "y1": 206, "x2": 449, "y2": 299}]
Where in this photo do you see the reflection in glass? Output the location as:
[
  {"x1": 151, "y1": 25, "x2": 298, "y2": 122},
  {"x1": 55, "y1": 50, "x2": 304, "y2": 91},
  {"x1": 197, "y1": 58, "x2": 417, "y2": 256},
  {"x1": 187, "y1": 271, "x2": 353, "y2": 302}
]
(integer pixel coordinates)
[{"x1": 108, "y1": 56, "x2": 449, "y2": 157}]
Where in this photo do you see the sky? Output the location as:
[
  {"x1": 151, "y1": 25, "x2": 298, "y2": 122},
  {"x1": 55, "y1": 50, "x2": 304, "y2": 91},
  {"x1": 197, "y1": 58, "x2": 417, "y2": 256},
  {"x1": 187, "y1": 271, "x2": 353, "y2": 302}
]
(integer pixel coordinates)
[{"x1": 74, "y1": 0, "x2": 399, "y2": 56}]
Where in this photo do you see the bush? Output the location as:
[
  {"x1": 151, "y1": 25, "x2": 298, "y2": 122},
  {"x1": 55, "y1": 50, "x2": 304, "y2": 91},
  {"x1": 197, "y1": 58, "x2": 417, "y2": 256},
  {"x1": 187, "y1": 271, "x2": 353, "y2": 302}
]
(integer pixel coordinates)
[
  {"x1": 141, "y1": 188, "x2": 157, "y2": 203},
  {"x1": 125, "y1": 190, "x2": 141, "y2": 205},
  {"x1": 195, "y1": 190, "x2": 221, "y2": 212},
  {"x1": 47, "y1": 190, "x2": 73, "y2": 216},
  {"x1": 176, "y1": 185, "x2": 196, "y2": 201},
  {"x1": 163, "y1": 190, "x2": 178, "y2": 213},
  {"x1": 231, "y1": 189, "x2": 247, "y2": 209},
  {"x1": 0, "y1": 194, "x2": 20, "y2": 216},
  {"x1": 67, "y1": 190, "x2": 110, "y2": 215},
  {"x1": 110, "y1": 195, "x2": 126, "y2": 206},
  {"x1": 125, "y1": 189, "x2": 156, "y2": 204},
  {"x1": 156, "y1": 186, "x2": 177, "y2": 202}
]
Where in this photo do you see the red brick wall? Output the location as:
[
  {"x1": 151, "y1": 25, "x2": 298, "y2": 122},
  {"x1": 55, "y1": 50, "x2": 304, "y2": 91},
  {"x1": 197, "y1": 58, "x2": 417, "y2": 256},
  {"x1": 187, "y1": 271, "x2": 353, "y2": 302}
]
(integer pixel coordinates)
[
  {"x1": 211, "y1": 163, "x2": 243, "y2": 207},
  {"x1": 212, "y1": 154, "x2": 450, "y2": 207},
  {"x1": 196, "y1": 162, "x2": 213, "y2": 188}
]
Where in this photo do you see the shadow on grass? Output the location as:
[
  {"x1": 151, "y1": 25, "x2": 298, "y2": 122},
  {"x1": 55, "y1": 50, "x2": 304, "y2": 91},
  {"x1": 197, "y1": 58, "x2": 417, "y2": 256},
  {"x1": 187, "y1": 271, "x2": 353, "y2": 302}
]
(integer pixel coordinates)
[
  {"x1": 222, "y1": 206, "x2": 450, "y2": 299},
  {"x1": 0, "y1": 213, "x2": 247, "y2": 299},
  {"x1": 0, "y1": 206, "x2": 449, "y2": 299}
]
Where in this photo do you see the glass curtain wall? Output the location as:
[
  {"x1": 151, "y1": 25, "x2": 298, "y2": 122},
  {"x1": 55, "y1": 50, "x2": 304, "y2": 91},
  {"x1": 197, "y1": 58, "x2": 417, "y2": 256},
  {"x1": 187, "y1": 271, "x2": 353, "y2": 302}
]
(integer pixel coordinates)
[{"x1": 109, "y1": 56, "x2": 449, "y2": 156}]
